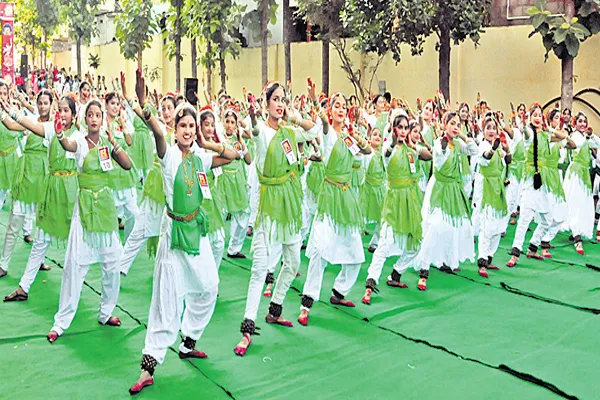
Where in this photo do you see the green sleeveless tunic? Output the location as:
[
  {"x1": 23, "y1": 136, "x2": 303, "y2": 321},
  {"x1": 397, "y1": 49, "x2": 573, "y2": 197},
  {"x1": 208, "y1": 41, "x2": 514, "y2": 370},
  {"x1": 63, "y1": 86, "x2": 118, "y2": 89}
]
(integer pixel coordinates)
[
  {"x1": 307, "y1": 160, "x2": 325, "y2": 198},
  {"x1": 544, "y1": 143, "x2": 567, "y2": 201},
  {"x1": 508, "y1": 139, "x2": 526, "y2": 182},
  {"x1": 256, "y1": 127, "x2": 303, "y2": 240},
  {"x1": 215, "y1": 135, "x2": 250, "y2": 213},
  {"x1": 429, "y1": 139, "x2": 471, "y2": 226},
  {"x1": 130, "y1": 115, "x2": 154, "y2": 174},
  {"x1": 169, "y1": 152, "x2": 209, "y2": 255},
  {"x1": 37, "y1": 126, "x2": 79, "y2": 241},
  {"x1": 382, "y1": 144, "x2": 423, "y2": 250},
  {"x1": 359, "y1": 150, "x2": 386, "y2": 223},
  {"x1": 421, "y1": 124, "x2": 435, "y2": 181},
  {"x1": 78, "y1": 138, "x2": 119, "y2": 247},
  {"x1": 567, "y1": 141, "x2": 593, "y2": 195},
  {"x1": 0, "y1": 122, "x2": 22, "y2": 191},
  {"x1": 479, "y1": 149, "x2": 507, "y2": 217},
  {"x1": 350, "y1": 157, "x2": 365, "y2": 191},
  {"x1": 316, "y1": 134, "x2": 364, "y2": 232},
  {"x1": 202, "y1": 168, "x2": 225, "y2": 235},
  {"x1": 12, "y1": 132, "x2": 49, "y2": 208}
]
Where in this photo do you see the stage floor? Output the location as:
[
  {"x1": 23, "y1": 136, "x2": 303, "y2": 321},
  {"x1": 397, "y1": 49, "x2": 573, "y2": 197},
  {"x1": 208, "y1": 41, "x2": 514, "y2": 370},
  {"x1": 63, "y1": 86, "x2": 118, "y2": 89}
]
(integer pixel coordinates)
[{"x1": 0, "y1": 204, "x2": 597, "y2": 399}]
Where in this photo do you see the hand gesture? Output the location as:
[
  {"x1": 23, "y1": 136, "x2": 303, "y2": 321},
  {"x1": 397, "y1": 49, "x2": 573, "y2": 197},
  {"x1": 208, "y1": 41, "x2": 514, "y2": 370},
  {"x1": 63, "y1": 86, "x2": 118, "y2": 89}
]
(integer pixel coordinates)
[
  {"x1": 120, "y1": 72, "x2": 128, "y2": 100},
  {"x1": 0, "y1": 98, "x2": 13, "y2": 113},
  {"x1": 307, "y1": 77, "x2": 317, "y2": 102},
  {"x1": 135, "y1": 69, "x2": 146, "y2": 107},
  {"x1": 106, "y1": 122, "x2": 115, "y2": 144},
  {"x1": 54, "y1": 110, "x2": 64, "y2": 133}
]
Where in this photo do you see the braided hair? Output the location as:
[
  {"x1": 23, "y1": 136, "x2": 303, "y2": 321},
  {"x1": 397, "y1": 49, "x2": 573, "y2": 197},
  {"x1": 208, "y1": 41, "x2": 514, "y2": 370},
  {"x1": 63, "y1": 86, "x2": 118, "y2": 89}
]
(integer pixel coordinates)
[{"x1": 529, "y1": 103, "x2": 543, "y2": 190}]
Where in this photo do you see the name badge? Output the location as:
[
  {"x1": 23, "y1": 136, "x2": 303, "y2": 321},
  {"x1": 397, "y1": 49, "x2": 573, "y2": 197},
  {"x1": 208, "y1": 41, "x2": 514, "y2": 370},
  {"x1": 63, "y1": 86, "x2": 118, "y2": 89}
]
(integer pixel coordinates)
[
  {"x1": 197, "y1": 172, "x2": 212, "y2": 199},
  {"x1": 234, "y1": 141, "x2": 244, "y2": 157},
  {"x1": 98, "y1": 146, "x2": 113, "y2": 172},
  {"x1": 304, "y1": 157, "x2": 308, "y2": 166},
  {"x1": 343, "y1": 136, "x2": 360, "y2": 156},
  {"x1": 213, "y1": 166, "x2": 222, "y2": 178},
  {"x1": 281, "y1": 139, "x2": 297, "y2": 164},
  {"x1": 65, "y1": 151, "x2": 76, "y2": 160},
  {"x1": 407, "y1": 151, "x2": 417, "y2": 173}
]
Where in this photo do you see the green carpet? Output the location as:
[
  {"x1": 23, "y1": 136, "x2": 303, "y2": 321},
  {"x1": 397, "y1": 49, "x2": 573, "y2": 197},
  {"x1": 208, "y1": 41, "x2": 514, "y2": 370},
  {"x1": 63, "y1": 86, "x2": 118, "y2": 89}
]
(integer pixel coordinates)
[{"x1": 0, "y1": 204, "x2": 597, "y2": 399}]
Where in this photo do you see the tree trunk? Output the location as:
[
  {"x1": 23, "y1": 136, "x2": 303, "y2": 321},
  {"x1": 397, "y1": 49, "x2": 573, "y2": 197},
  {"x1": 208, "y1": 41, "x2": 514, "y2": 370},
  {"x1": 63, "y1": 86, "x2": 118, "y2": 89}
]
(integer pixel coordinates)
[
  {"x1": 191, "y1": 38, "x2": 197, "y2": 78},
  {"x1": 137, "y1": 48, "x2": 143, "y2": 71},
  {"x1": 76, "y1": 37, "x2": 82, "y2": 78},
  {"x1": 219, "y1": 34, "x2": 227, "y2": 93},
  {"x1": 438, "y1": 25, "x2": 451, "y2": 102},
  {"x1": 322, "y1": 38, "x2": 329, "y2": 95},
  {"x1": 283, "y1": 0, "x2": 291, "y2": 85},
  {"x1": 174, "y1": 3, "x2": 182, "y2": 91},
  {"x1": 561, "y1": 0, "x2": 575, "y2": 110},
  {"x1": 206, "y1": 41, "x2": 213, "y2": 97},
  {"x1": 260, "y1": 0, "x2": 269, "y2": 86}
]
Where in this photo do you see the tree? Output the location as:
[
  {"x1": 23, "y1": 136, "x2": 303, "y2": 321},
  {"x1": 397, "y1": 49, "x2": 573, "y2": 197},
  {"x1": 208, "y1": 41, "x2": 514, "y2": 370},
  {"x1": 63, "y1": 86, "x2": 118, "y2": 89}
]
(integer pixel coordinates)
[
  {"x1": 163, "y1": 0, "x2": 185, "y2": 90},
  {"x1": 283, "y1": 0, "x2": 291, "y2": 84},
  {"x1": 344, "y1": 0, "x2": 491, "y2": 101},
  {"x1": 186, "y1": 0, "x2": 245, "y2": 94},
  {"x1": 298, "y1": 0, "x2": 383, "y2": 101},
  {"x1": 527, "y1": 0, "x2": 600, "y2": 110},
  {"x1": 35, "y1": 0, "x2": 62, "y2": 67},
  {"x1": 60, "y1": 0, "x2": 101, "y2": 77},
  {"x1": 243, "y1": 0, "x2": 278, "y2": 86},
  {"x1": 115, "y1": 0, "x2": 158, "y2": 70},
  {"x1": 15, "y1": 0, "x2": 42, "y2": 63}
]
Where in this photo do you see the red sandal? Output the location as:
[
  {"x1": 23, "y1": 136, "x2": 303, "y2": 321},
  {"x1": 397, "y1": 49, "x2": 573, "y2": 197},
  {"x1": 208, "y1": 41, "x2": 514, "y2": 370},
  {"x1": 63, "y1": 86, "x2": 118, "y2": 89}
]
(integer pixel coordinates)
[
  {"x1": 265, "y1": 315, "x2": 293, "y2": 327},
  {"x1": 100, "y1": 316, "x2": 121, "y2": 326},
  {"x1": 129, "y1": 378, "x2": 154, "y2": 395},
  {"x1": 418, "y1": 278, "x2": 427, "y2": 291},
  {"x1": 234, "y1": 334, "x2": 252, "y2": 357}
]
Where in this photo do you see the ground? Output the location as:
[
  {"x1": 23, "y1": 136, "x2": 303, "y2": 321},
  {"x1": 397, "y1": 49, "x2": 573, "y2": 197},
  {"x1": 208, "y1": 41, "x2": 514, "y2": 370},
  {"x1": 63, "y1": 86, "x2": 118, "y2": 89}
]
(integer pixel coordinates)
[{"x1": 0, "y1": 202, "x2": 597, "y2": 399}]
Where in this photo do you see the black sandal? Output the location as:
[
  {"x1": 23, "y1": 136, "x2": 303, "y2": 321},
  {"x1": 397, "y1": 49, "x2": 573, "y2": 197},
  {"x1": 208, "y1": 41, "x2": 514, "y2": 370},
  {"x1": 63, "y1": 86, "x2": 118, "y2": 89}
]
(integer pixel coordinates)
[{"x1": 4, "y1": 290, "x2": 28, "y2": 302}]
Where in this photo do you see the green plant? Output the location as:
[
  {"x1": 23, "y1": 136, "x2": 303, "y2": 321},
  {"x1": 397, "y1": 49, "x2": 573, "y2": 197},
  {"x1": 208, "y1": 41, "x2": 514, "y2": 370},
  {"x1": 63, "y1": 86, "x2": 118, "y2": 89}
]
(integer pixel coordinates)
[{"x1": 88, "y1": 53, "x2": 100, "y2": 69}]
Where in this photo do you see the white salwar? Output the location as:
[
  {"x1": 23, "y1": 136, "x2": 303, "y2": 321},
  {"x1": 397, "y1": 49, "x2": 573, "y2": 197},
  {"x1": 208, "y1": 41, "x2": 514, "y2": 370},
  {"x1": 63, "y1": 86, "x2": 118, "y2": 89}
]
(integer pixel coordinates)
[
  {"x1": 416, "y1": 137, "x2": 478, "y2": 271},
  {"x1": 142, "y1": 145, "x2": 218, "y2": 364}
]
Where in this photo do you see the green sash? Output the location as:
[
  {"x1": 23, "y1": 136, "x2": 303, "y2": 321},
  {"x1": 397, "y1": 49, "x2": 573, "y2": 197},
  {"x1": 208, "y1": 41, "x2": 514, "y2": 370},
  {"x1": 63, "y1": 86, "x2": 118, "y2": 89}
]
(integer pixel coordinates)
[
  {"x1": 421, "y1": 125, "x2": 435, "y2": 180},
  {"x1": 508, "y1": 139, "x2": 525, "y2": 182},
  {"x1": 12, "y1": 133, "x2": 49, "y2": 205},
  {"x1": 0, "y1": 122, "x2": 22, "y2": 191},
  {"x1": 544, "y1": 143, "x2": 567, "y2": 201},
  {"x1": 169, "y1": 152, "x2": 209, "y2": 255},
  {"x1": 307, "y1": 160, "x2": 325, "y2": 197},
  {"x1": 382, "y1": 144, "x2": 423, "y2": 249},
  {"x1": 107, "y1": 120, "x2": 138, "y2": 191},
  {"x1": 141, "y1": 157, "x2": 166, "y2": 208},
  {"x1": 215, "y1": 136, "x2": 250, "y2": 213}
]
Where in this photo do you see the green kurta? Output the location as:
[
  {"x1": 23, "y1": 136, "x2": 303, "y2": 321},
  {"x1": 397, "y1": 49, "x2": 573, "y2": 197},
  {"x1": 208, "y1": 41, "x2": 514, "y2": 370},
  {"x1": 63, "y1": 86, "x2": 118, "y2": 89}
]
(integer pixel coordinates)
[
  {"x1": 350, "y1": 157, "x2": 365, "y2": 191},
  {"x1": 359, "y1": 150, "x2": 386, "y2": 223},
  {"x1": 129, "y1": 115, "x2": 154, "y2": 175},
  {"x1": 421, "y1": 124, "x2": 435, "y2": 181},
  {"x1": 544, "y1": 142, "x2": 567, "y2": 201},
  {"x1": 567, "y1": 142, "x2": 593, "y2": 195},
  {"x1": 316, "y1": 134, "x2": 364, "y2": 232},
  {"x1": 508, "y1": 139, "x2": 525, "y2": 182},
  {"x1": 382, "y1": 144, "x2": 423, "y2": 250},
  {"x1": 306, "y1": 160, "x2": 325, "y2": 198},
  {"x1": 429, "y1": 139, "x2": 471, "y2": 226},
  {"x1": 107, "y1": 120, "x2": 138, "y2": 191},
  {"x1": 202, "y1": 168, "x2": 225, "y2": 235},
  {"x1": 37, "y1": 126, "x2": 79, "y2": 241},
  {"x1": 12, "y1": 132, "x2": 49, "y2": 210},
  {"x1": 0, "y1": 122, "x2": 22, "y2": 191}
]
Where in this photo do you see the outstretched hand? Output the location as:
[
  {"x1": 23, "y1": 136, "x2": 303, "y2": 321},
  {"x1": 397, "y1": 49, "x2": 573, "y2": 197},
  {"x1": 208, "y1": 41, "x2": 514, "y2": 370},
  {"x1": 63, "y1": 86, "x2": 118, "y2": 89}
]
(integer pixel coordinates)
[{"x1": 135, "y1": 69, "x2": 146, "y2": 107}]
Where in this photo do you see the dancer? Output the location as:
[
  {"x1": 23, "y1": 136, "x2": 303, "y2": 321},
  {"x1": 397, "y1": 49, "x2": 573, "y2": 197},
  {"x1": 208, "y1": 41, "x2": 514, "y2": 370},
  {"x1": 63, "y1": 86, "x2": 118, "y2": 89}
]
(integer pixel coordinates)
[
  {"x1": 3, "y1": 96, "x2": 81, "y2": 300},
  {"x1": 564, "y1": 111, "x2": 600, "y2": 255},
  {"x1": 507, "y1": 104, "x2": 566, "y2": 266},
  {"x1": 234, "y1": 80, "x2": 319, "y2": 356},
  {"x1": 472, "y1": 117, "x2": 511, "y2": 277},
  {"x1": 359, "y1": 127, "x2": 385, "y2": 253},
  {"x1": 129, "y1": 73, "x2": 238, "y2": 395},
  {"x1": 0, "y1": 89, "x2": 52, "y2": 278},
  {"x1": 46, "y1": 99, "x2": 132, "y2": 343},
  {"x1": 363, "y1": 113, "x2": 432, "y2": 304},
  {"x1": 539, "y1": 108, "x2": 573, "y2": 257},
  {"x1": 217, "y1": 108, "x2": 252, "y2": 259},
  {"x1": 0, "y1": 81, "x2": 23, "y2": 214},
  {"x1": 414, "y1": 112, "x2": 478, "y2": 288},
  {"x1": 298, "y1": 92, "x2": 371, "y2": 326}
]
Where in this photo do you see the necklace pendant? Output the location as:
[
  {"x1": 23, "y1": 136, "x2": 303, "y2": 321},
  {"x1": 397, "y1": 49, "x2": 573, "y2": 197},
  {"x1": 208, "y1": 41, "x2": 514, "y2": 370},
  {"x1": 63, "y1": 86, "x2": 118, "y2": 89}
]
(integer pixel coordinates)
[{"x1": 187, "y1": 188, "x2": 192, "y2": 196}]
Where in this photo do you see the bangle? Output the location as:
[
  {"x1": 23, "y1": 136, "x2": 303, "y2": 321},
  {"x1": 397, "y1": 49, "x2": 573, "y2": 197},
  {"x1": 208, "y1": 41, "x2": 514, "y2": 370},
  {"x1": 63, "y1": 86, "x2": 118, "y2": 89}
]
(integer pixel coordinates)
[
  {"x1": 218, "y1": 143, "x2": 226, "y2": 156},
  {"x1": 56, "y1": 132, "x2": 65, "y2": 141}
]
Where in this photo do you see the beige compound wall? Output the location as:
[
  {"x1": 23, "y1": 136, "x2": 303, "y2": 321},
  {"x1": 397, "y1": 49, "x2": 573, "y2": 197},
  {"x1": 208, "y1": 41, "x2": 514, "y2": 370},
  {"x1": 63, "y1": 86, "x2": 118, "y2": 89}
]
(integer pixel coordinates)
[{"x1": 52, "y1": 25, "x2": 600, "y2": 126}]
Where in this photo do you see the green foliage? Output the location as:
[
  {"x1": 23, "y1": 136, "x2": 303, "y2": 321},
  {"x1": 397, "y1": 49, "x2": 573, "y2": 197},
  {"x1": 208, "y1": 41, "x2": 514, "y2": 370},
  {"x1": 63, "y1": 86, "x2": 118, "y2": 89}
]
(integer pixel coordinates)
[
  {"x1": 15, "y1": 0, "x2": 43, "y2": 50},
  {"x1": 114, "y1": 0, "x2": 158, "y2": 62},
  {"x1": 185, "y1": 0, "x2": 245, "y2": 71},
  {"x1": 527, "y1": 0, "x2": 600, "y2": 61},
  {"x1": 296, "y1": 0, "x2": 347, "y2": 40},
  {"x1": 88, "y1": 53, "x2": 100, "y2": 69},
  {"x1": 35, "y1": 0, "x2": 61, "y2": 36},
  {"x1": 59, "y1": 0, "x2": 102, "y2": 44},
  {"x1": 142, "y1": 65, "x2": 161, "y2": 82},
  {"x1": 342, "y1": 0, "x2": 490, "y2": 63},
  {"x1": 242, "y1": 0, "x2": 278, "y2": 41}
]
